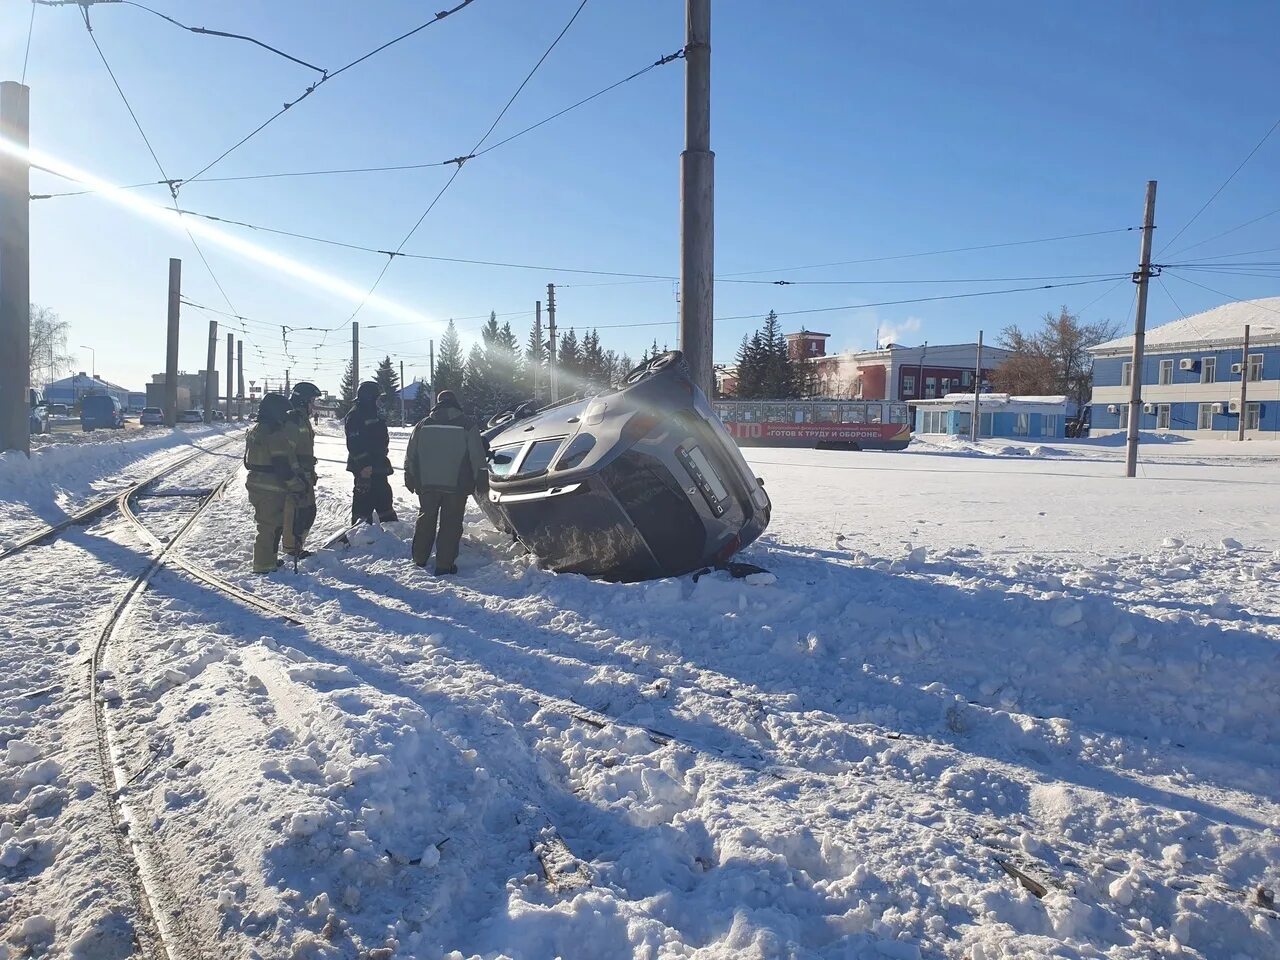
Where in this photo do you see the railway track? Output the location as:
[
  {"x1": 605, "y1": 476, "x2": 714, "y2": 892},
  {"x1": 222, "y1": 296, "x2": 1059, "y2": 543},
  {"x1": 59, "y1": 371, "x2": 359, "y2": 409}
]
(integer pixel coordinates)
[{"x1": 0, "y1": 433, "x2": 242, "y2": 562}]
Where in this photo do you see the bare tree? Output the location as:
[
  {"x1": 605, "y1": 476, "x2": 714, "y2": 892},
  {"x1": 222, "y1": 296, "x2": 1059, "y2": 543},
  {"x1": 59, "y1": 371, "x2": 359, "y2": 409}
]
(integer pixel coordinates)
[
  {"x1": 30, "y1": 305, "x2": 74, "y2": 387},
  {"x1": 992, "y1": 306, "x2": 1118, "y2": 404}
]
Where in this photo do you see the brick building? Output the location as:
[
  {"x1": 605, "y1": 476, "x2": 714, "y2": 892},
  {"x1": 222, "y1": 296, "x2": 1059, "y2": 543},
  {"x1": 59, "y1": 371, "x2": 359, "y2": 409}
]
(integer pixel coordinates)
[{"x1": 789, "y1": 335, "x2": 1010, "y2": 400}]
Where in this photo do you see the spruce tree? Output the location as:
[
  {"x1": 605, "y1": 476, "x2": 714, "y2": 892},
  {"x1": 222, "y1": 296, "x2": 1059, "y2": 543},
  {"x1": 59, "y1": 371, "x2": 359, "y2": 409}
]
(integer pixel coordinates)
[
  {"x1": 558, "y1": 328, "x2": 581, "y2": 393},
  {"x1": 525, "y1": 313, "x2": 546, "y2": 398},
  {"x1": 338, "y1": 360, "x2": 357, "y2": 416},
  {"x1": 433, "y1": 319, "x2": 465, "y2": 400},
  {"x1": 463, "y1": 342, "x2": 490, "y2": 416},
  {"x1": 374, "y1": 355, "x2": 400, "y2": 420},
  {"x1": 408, "y1": 379, "x2": 433, "y2": 422}
]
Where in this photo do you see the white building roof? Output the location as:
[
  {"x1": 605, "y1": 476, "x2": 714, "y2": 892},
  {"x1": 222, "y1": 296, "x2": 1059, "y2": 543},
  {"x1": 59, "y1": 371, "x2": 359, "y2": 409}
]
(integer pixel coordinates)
[
  {"x1": 1091, "y1": 297, "x2": 1280, "y2": 355},
  {"x1": 912, "y1": 392, "x2": 1073, "y2": 410}
]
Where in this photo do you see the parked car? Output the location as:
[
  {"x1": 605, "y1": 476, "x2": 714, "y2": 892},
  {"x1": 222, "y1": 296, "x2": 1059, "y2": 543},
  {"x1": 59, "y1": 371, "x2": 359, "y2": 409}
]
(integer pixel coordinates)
[
  {"x1": 28, "y1": 389, "x2": 50, "y2": 435},
  {"x1": 139, "y1": 406, "x2": 165, "y2": 426},
  {"x1": 178, "y1": 409, "x2": 204, "y2": 423},
  {"x1": 80, "y1": 394, "x2": 126, "y2": 431},
  {"x1": 477, "y1": 351, "x2": 771, "y2": 582},
  {"x1": 47, "y1": 403, "x2": 68, "y2": 417}
]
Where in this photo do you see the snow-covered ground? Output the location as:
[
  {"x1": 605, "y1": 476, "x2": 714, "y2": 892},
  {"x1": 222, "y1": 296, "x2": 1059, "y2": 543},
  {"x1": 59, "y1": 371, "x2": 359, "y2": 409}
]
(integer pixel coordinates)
[{"x1": 2, "y1": 430, "x2": 1278, "y2": 959}]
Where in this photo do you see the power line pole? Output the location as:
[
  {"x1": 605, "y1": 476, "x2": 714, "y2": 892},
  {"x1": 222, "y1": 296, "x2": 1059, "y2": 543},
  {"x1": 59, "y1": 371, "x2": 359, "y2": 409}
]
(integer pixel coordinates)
[
  {"x1": 164, "y1": 258, "x2": 181, "y2": 427},
  {"x1": 0, "y1": 81, "x2": 30, "y2": 455},
  {"x1": 399, "y1": 359, "x2": 405, "y2": 424},
  {"x1": 1237, "y1": 323, "x2": 1251, "y2": 441},
  {"x1": 351, "y1": 321, "x2": 359, "y2": 388},
  {"x1": 203, "y1": 319, "x2": 218, "y2": 423},
  {"x1": 236, "y1": 339, "x2": 244, "y2": 419},
  {"x1": 971, "y1": 330, "x2": 983, "y2": 442},
  {"x1": 547, "y1": 282, "x2": 558, "y2": 401},
  {"x1": 1124, "y1": 180, "x2": 1158, "y2": 479},
  {"x1": 428, "y1": 339, "x2": 434, "y2": 387},
  {"x1": 225, "y1": 332, "x2": 233, "y2": 419},
  {"x1": 679, "y1": 0, "x2": 714, "y2": 399}
]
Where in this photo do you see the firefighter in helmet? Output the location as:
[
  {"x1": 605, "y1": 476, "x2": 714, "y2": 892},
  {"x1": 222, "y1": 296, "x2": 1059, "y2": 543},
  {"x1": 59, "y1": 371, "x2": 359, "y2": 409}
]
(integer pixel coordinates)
[
  {"x1": 244, "y1": 393, "x2": 306, "y2": 573},
  {"x1": 284, "y1": 381, "x2": 322, "y2": 558},
  {"x1": 344, "y1": 380, "x2": 398, "y2": 525}
]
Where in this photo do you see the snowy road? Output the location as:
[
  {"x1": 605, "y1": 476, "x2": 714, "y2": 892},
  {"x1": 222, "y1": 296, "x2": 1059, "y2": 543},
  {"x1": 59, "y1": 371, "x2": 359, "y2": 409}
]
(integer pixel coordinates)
[{"x1": 2, "y1": 431, "x2": 1278, "y2": 958}]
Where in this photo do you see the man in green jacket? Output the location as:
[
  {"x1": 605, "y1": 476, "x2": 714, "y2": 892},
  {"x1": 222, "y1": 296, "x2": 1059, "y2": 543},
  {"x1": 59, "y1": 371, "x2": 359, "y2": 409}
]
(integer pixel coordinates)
[{"x1": 403, "y1": 391, "x2": 488, "y2": 574}]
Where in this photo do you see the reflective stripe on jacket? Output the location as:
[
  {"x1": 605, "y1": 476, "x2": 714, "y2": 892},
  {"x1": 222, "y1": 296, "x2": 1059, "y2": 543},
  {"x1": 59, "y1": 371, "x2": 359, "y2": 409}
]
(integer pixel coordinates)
[
  {"x1": 285, "y1": 408, "x2": 317, "y2": 475},
  {"x1": 404, "y1": 406, "x2": 488, "y2": 495},
  {"x1": 244, "y1": 422, "x2": 300, "y2": 495}
]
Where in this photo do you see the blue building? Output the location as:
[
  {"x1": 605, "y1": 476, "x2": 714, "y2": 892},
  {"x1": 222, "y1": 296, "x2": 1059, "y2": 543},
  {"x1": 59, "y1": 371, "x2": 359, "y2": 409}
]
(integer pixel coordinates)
[
  {"x1": 1089, "y1": 298, "x2": 1280, "y2": 440},
  {"x1": 913, "y1": 393, "x2": 1077, "y2": 439},
  {"x1": 44, "y1": 372, "x2": 133, "y2": 410}
]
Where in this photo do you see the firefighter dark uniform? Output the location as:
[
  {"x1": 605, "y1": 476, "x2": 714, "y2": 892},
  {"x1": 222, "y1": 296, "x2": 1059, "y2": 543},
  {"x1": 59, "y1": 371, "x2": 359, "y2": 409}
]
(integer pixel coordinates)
[
  {"x1": 283, "y1": 382, "x2": 321, "y2": 558},
  {"x1": 344, "y1": 380, "x2": 398, "y2": 525},
  {"x1": 403, "y1": 390, "x2": 488, "y2": 574},
  {"x1": 244, "y1": 393, "x2": 305, "y2": 574}
]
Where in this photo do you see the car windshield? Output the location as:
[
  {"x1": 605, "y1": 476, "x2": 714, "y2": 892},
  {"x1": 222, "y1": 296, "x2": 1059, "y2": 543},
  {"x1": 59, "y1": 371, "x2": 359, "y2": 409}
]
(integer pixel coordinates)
[{"x1": 143, "y1": 407, "x2": 161, "y2": 414}]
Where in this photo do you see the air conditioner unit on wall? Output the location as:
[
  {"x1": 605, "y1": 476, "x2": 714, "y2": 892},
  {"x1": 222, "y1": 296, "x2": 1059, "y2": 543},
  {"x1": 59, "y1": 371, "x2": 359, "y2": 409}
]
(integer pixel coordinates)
[
  {"x1": 1143, "y1": 402, "x2": 1156, "y2": 413},
  {"x1": 1211, "y1": 402, "x2": 1225, "y2": 414},
  {"x1": 1179, "y1": 358, "x2": 1196, "y2": 371},
  {"x1": 1228, "y1": 398, "x2": 1242, "y2": 414},
  {"x1": 1106, "y1": 404, "x2": 1118, "y2": 414},
  {"x1": 1231, "y1": 363, "x2": 1244, "y2": 374}
]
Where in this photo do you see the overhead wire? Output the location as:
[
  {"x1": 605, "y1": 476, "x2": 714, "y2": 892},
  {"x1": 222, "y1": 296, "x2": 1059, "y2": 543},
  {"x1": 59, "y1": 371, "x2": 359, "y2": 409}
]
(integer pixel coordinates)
[
  {"x1": 21, "y1": 1, "x2": 36, "y2": 84},
  {"x1": 1163, "y1": 273, "x2": 1280, "y2": 322},
  {"x1": 181, "y1": 0, "x2": 480, "y2": 187},
  {"x1": 1156, "y1": 116, "x2": 1280, "y2": 257},
  {"x1": 1163, "y1": 204, "x2": 1280, "y2": 261}
]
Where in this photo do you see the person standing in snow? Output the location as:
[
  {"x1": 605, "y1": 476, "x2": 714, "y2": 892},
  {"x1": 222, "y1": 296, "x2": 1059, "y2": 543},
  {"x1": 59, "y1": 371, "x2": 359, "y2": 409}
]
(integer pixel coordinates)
[
  {"x1": 344, "y1": 380, "x2": 398, "y2": 526},
  {"x1": 403, "y1": 390, "x2": 488, "y2": 575},
  {"x1": 283, "y1": 381, "x2": 321, "y2": 559},
  {"x1": 243, "y1": 393, "x2": 306, "y2": 574}
]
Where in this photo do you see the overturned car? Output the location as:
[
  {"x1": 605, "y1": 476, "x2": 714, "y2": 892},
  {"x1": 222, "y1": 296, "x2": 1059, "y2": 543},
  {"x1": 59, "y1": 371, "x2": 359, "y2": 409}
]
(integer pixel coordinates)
[{"x1": 477, "y1": 352, "x2": 771, "y2": 582}]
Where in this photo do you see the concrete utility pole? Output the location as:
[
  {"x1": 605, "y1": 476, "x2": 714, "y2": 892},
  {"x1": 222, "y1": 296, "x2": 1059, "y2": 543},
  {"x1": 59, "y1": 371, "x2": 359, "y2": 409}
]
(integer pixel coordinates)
[
  {"x1": 164, "y1": 258, "x2": 181, "y2": 427},
  {"x1": 0, "y1": 81, "x2": 30, "y2": 455},
  {"x1": 533, "y1": 300, "x2": 542, "y2": 399},
  {"x1": 1124, "y1": 180, "x2": 1158, "y2": 479},
  {"x1": 971, "y1": 330, "x2": 983, "y2": 442},
  {"x1": 236, "y1": 339, "x2": 244, "y2": 418},
  {"x1": 351, "y1": 321, "x2": 359, "y2": 389},
  {"x1": 225, "y1": 332, "x2": 234, "y2": 419},
  {"x1": 1237, "y1": 323, "x2": 1251, "y2": 441},
  {"x1": 546, "y1": 283, "x2": 558, "y2": 401},
  {"x1": 429, "y1": 339, "x2": 434, "y2": 387},
  {"x1": 203, "y1": 320, "x2": 218, "y2": 423},
  {"x1": 399, "y1": 359, "x2": 405, "y2": 424},
  {"x1": 285, "y1": 369, "x2": 291, "y2": 397},
  {"x1": 679, "y1": 0, "x2": 714, "y2": 399}
]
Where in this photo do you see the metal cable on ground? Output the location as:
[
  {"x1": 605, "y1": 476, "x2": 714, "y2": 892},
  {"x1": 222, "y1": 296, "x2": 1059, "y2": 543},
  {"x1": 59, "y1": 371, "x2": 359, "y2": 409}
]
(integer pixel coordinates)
[
  {"x1": 1156, "y1": 116, "x2": 1280, "y2": 257},
  {"x1": 332, "y1": 0, "x2": 592, "y2": 337},
  {"x1": 181, "y1": 0, "x2": 480, "y2": 187}
]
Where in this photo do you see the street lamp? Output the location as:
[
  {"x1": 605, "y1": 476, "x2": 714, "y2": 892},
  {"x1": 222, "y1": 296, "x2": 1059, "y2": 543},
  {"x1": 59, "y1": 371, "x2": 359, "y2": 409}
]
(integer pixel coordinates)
[{"x1": 79, "y1": 345, "x2": 96, "y2": 378}]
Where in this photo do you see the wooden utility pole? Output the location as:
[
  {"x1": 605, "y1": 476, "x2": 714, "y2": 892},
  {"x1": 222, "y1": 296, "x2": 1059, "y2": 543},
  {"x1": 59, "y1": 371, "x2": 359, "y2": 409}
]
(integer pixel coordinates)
[
  {"x1": 351, "y1": 321, "x2": 359, "y2": 389},
  {"x1": 225, "y1": 332, "x2": 234, "y2": 419},
  {"x1": 971, "y1": 331, "x2": 983, "y2": 442},
  {"x1": 547, "y1": 283, "x2": 558, "y2": 401},
  {"x1": 1124, "y1": 180, "x2": 1158, "y2": 479},
  {"x1": 0, "y1": 81, "x2": 30, "y2": 455},
  {"x1": 203, "y1": 320, "x2": 218, "y2": 423},
  {"x1": 1237, "y1": 323, "x2": 1251, "y2": 441},
  {"x1": 164, "y1": 258, "x2": 181, "y2": 427},
  {"x1": 679, "y1": 0, "x2": 714, "y2": 399},
  {"x1": 236, "y1": 339, "x2": 244, "y2": 419}
]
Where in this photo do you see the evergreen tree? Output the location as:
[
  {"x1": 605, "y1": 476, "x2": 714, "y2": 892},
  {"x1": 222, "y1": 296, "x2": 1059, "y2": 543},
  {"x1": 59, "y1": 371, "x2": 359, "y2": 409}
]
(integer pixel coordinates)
[
  {"x1": 525, "y1": 313, "x2": 546, "y2": 398},
  {"x1": 408, "y1": 378, "x2": 433, "y2": 422},
  {"x1": 433, "y1": 319, "x2": 465, "y2": 400},
  {"x1": 618, "y1": 353, "x2": 635, "y2": 383},
  {"x1": 759, "y1": 310, "x2": 800, "y2": 398},
  {"x1": 580, "y1": 329, "x2": 608, "y2": 391},
  {"x1": 735, "y1": 331, "x2": 766, "y2": 398},
  {"x1": 374, "y1": 355, "x2": 400, "y2": 421},
  {"x1": 495, "y1": 319, "x2": 524, "y2": 401},
  {"x1": 463, "y1": 342, "x2": 490, "y2": 416},
  {"x1": 558, "y1": 328, "x2": 582, "y2": 393},
  {"x1": 337, "y1": 359, "x2": 357, "y2": 416}
]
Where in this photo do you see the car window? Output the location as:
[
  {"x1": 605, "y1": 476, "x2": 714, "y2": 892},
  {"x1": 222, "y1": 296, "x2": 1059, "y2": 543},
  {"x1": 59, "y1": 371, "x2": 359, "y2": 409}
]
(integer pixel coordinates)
[
  {"x1": 555, "y1": 433, "x2": 596, "y2": 470},
  {"x1": 488, "y1": 443, "x2": 523, "y2": 478},
  {"x1": 516, "y1": 438, "x2": 564, "y2": 476}
]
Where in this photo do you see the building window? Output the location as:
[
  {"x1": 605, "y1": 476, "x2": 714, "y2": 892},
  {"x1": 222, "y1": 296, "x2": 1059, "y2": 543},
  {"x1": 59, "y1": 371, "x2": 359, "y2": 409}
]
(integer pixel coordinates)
[
  {"x1": 1014, "y1": 413, "x2": 1029, "y2": 436},
  {"x1": 1118, "y1": 405, "x2": 1129, "y2": 430},
  {"x1": 1247, "y1": 354, "x2": 1263, "y2": 382},
  {"x1": 1198, "y1": 403, "x2": 1215, "y2": 430},
  {"x1": 961, "y1": 370, "x2": 973, "y2": 388},
  {"x1": 1042, "y1": 415, "x2": 1057, "y2": 436},
  {"x1": 902, "y1": 375, "x2": 916, "y2": 396},
  {"x1": 925, "y1": 377, "x2": 936, "y2": 398},
  {"x1": 1156, "y1": 404, "x2": 1171, "y2": 430},
  {"x1": 1121, "y1": 361, "x2": 1133, "y2": 386},
  {"x1": 1246, "y1": 402, "x2": 1261, "y2": 431},
  {"x1": 1201, "y1": 357, "x2": 1216, "y2": 383},
  {"x1": 979, "y1": 412, "x2": 993, "y2": 436},
  {"x1": 955, "y1": 412, "x2": 971, "y2": 435},
  {"x1": 920, "y1": 409, "x2": 946, "y2": 433},
  {"x1": 1158, "y1": 360, "x2": 1173, "y2": 385}
]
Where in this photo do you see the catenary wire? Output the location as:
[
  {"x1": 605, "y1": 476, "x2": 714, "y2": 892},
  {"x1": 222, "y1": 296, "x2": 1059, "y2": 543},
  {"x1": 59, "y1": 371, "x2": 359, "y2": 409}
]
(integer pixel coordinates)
[
  {"x1": 1156, "y1": 116, "x2": 1280, "y2": 257},
  {"x1": 21, "y1": 1, "x2": 37, "y2": 84},
  {"x1": 1162, "y1": 205, "x2": 1280, "y2": 261},
  {"x1": 181, "y1": 0, "x2": 480, "y2": 187},
  {"x1": 117, "y1": 2, "x2": 325, "y2": 73},
  {"x1": 1163, "y1": 272, "x2": 1280, "y2": 321}
]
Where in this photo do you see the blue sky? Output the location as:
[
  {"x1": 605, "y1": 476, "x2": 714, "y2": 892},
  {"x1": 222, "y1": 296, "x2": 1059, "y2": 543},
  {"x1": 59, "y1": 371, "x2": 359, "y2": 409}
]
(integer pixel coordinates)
[{"x1": 3, "y1": 0, "x2": 1277, "y2": 392}]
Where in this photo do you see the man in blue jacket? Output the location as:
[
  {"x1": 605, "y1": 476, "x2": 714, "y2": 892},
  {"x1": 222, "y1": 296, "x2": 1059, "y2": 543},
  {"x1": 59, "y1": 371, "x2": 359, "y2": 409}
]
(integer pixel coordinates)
[{"x1": 344, "y1": 381, "x2": 398, "y2": 525}]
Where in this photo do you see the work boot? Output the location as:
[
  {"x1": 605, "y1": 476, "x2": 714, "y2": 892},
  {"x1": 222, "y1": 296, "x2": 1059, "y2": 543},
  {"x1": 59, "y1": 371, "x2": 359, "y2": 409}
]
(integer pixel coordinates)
[{"x1": 434, "y1": 565, "x2": 458, "y2": 576}]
